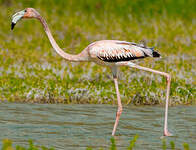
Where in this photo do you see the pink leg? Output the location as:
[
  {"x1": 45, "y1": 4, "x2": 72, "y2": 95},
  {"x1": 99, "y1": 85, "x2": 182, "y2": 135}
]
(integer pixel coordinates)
[
  {"x1": 112, "y1": 77, "x2": 123, "y2": 136},
  {"x1": 164, "y1": 74, "x2": 171, "y2": 136},
  {"x1": 117, "y1": 62, "x2": 172, "y2": 136}
]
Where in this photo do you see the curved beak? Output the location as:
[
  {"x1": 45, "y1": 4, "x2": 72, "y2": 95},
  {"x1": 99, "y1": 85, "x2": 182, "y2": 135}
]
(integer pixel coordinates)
[{"x1": 11, "y1": 10, "x2": 25, "y2": 30}]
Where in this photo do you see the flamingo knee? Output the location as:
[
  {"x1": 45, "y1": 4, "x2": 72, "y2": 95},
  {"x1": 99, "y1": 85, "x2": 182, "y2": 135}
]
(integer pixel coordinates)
[{"x1": 116, "y1": 107, "x2": 123, "y2": 117}]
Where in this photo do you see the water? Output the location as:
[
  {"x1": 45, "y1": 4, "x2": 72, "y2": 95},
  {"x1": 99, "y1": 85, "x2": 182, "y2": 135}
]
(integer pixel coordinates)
[{"x1": 0, "y1": 103, "x2": 196, "y2": 149}]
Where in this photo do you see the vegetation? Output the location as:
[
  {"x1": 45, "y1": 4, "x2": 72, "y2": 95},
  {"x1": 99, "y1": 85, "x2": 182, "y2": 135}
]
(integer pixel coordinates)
[
  {"x1": 1, "y1": 139, "x2": 54, "y2": 150},
  {"x1": 1, "y1": 135, "x2": 191, "y2": 150},
  {"x1": 0, "y1": 0, "x2": 195, "y2": 104}
]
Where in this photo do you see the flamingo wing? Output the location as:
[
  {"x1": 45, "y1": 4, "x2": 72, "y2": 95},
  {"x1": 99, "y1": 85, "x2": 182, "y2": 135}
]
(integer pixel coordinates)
[{"x1": 89, "y1": 40, "x2": 160, "y2": 62}]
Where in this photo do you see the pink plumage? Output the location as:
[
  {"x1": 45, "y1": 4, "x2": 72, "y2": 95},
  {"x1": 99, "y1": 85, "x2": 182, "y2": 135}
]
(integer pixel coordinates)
[{"x1": 88, "y1": 40, "x2": 160, "y2": 62}]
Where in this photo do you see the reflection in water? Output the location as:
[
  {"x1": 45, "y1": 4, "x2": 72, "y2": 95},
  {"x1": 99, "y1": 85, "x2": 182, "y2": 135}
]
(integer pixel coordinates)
[{"x1": 0, "y1": 103, "x2": 195, "y2": 150}]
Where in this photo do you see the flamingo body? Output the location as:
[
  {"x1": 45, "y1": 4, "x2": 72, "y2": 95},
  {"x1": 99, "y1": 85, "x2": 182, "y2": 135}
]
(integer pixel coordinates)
[{"x1": 87, "y1": 40, "x2": 160, "y2": 66}]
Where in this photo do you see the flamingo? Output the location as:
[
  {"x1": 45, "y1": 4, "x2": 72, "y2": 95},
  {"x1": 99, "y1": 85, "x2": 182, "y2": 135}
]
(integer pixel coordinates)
[{"x1": 11, "y1": 8, "x2": 172, "y2": 136}]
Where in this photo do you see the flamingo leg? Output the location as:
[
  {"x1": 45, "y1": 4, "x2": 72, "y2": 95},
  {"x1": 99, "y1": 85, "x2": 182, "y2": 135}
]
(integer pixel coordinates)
[
  {"x1": 112, "y1": 76, "x2": 123, "y2": 136},
  {"x1": 111, "y1": 67, "x2": 123, "y2": 136},
  {"x1": 117, "y1": 62, "x2": 172, "y2": 136}
]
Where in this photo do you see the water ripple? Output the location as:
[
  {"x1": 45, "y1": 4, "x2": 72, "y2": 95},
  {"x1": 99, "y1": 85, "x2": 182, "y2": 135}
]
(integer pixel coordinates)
[{"x1": 0, "y1": 103, "x2": 196, "y2": 149}]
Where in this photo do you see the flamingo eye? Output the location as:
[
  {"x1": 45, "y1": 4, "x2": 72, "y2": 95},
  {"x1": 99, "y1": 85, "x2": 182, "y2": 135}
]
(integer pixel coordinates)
[{"x1": 24, "y1": 9, "x2": 27, "y2": 12}]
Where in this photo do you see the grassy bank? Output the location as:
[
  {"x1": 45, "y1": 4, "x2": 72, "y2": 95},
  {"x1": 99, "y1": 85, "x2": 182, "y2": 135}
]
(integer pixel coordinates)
[{"x1": 0, "y1": 0, "x2": 195, "y2": 104}]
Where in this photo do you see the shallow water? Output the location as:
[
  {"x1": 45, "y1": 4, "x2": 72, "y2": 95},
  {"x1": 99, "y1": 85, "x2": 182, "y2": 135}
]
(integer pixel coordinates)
[{"x1": 0, "y1": 103, "x2": 196, "y2": 149}]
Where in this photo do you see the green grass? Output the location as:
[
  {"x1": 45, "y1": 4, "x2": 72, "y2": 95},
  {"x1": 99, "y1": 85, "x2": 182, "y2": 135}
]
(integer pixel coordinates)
[
  {"x1": 1, "y1": 135, "x2": 191, "y2": 150},
  {"x1": 0, "y1": 0, "x2": 195, "y2": 104},
  {"x1": 1, "y1": 139, "x2": 54, "y2": 150}
]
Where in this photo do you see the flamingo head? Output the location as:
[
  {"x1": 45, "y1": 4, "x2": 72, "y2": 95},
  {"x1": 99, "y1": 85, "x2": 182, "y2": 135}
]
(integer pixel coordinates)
[{"x1": 11, "y1": 8, "x2": 39, "y2": 30}]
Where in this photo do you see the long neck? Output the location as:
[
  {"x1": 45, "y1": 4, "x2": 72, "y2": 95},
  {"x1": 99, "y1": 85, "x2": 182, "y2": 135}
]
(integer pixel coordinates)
[{"x1": 37, "y1": 15, "x2": 88, "y2": 62}]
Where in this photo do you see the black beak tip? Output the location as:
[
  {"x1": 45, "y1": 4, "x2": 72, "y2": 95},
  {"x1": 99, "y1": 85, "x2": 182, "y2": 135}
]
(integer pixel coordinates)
[{"x1": 11, "y1": 22, "x2": 16, "y2": 30}]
